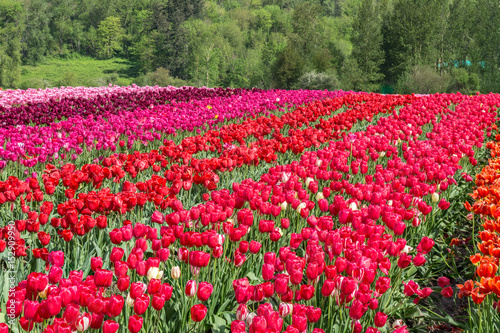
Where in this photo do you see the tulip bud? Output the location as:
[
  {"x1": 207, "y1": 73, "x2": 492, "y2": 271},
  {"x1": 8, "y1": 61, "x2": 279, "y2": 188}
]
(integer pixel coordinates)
[
  {"x1": 128, "y1": 315, "x2": 143, "y2": 333},
  {"x1": 197, "y1": 282, "x2": 214, "y2": 302},
  {"x1": 374, "y1": 311, "x2": 387, "y2": 327},
  {"x1": 305, "y1": 177, "x2": 314, "y2": 187},
  {"x1": 246, "y1": 313, "x2": 257, "y2": 327},
  {"x1": 431, "y1": 192, "x2": 439, "y2": 203},
  {"x1": 185, "y1": 280, "x2": 197, "y2": 297},
  {"x1": 279, "y1": 303, "x2": 293, "y2": 317},
  {"x1": 401, "y1": 245, "x2": 413, "y2": 254},
  {"x1": 191, "y1": 304, "x2": 208, "y2": 322},
  {"x1": 281, "y1": 201, "x2": 288, "y2": 210},
  {"x1": 126, "y1": 294, "x2": 135, "y2": 307},
  {"x1": 392, "y1": 319, "x2": 404, "y2": 329},
  {"x1": 38, "y1": 285, "x2": 49, "y2": 299},
  {"x1": 191, "y1": 265, "x2": 201, "y2": 276},
  {"x1": 76, "y1": 313, "x2": 91, "y2": 332},
  {"x1": 349, "y1": 202, "x2": 358, "y2": 211},
  {"x1": 296, "y1": 202, "x2": 306, "y2": 214},
  {"x1": 171, "y1": 266, "x2": 181, "y2": 280},
  {"x1": 236, "y1": 304, "x2": 249, "y2": 321},
  {"x1": 147, "y1": 267, "x2": 163, "y2": 281},
  {"x1": 281, "y1": 173, "x2": 291, "y2": 183},
  {"x1": 315, "y1": 192, "x2": 324, "y2": 201},
  {"x1": 103, "y1": 320, "x2": 119, "y2": 333}
]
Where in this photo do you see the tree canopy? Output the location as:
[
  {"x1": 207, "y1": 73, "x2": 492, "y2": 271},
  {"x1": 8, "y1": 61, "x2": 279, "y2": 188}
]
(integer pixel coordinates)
[{"x1": 1, "y1": 0, "x2": 498, "y2": 93}]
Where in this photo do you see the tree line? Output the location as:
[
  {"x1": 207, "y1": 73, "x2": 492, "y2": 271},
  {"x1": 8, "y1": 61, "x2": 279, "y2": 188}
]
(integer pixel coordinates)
[{"x1": 0, "y1": 0, "x2": 499, "y2": 93}]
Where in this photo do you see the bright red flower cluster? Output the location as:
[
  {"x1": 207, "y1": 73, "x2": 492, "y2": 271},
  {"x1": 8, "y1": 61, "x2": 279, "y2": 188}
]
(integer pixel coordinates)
[{"x1": 2, "y1": 91, "x2": 500, "y2": 333}]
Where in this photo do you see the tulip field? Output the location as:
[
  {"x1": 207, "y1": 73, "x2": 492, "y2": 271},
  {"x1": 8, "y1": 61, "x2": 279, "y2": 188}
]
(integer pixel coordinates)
[{"x1": 2, "y1": 86, "x2": 500, "y2": 333}]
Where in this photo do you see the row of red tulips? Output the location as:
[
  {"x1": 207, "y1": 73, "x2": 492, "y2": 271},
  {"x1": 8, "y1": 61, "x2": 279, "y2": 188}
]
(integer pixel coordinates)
[{"x1": 1, "y1": 91, "x2": 499, "y2": 333}]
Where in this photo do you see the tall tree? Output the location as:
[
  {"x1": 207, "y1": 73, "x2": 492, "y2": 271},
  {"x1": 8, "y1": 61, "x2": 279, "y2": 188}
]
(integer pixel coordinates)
[
  {"x1": 20, "y1": 0, "x2": 53, "y2": 65},
  {"x1": 0, "y1": 0, "x2": 23, "y2": 88},
  {"x1": 97, "y1": 16, "x2": 123, "y2": 58},
  {"x1": 382, "y1": 0, "x2": 448, "y2": 82},
  {"x1": 473, "y1": 0, "x2": 500, "y2": 92},
  {"x1": 152, "y1": 0, "x2": 203, "y2": 80},
  {"x1": 350, "y1": 0, "x2": 384, "y2": 91}
]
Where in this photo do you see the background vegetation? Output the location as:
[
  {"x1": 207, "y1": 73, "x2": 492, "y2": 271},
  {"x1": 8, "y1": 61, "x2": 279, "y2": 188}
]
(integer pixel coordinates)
[{"x1": 0, "y1": 0, "x2": 498, "y2": 93}]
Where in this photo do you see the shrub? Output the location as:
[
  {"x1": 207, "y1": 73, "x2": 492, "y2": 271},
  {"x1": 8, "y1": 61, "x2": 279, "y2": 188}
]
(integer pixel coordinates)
[
  {"x1": 18, "y1": 78, "x2": 51, "y2": 90},
  {"x1": 135, "y1": 67, "x2": 187, "y2": 87},
  {"x1": 396, "y1": 65, "x2": 452, "y2": 94},
  {"x1": 292, "y1": 70, "x2": 340, "y2": 91}
]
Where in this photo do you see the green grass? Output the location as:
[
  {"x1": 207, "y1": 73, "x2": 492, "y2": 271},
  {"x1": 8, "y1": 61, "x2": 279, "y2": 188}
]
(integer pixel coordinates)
[{"x1": 19, "y1": 56, "x2": 139, "y2": 89}]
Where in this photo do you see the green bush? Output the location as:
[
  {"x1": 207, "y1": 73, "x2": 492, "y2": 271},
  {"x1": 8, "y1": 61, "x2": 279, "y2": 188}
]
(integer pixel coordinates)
[
  {"x1": 134, "y1": 67, "x2": 187, "y2": 87},
  {"x1": 448, "y1": 67, "x2": 480, "y2": 94},
  {"x1": 395, "y1": 65, "x2": 452, "y2": 94},
  {"x1": 292, "y1": 70, "x2": 340, "y2": 91},
  {"x1": 56, "y1": 71, "x2": 79, "y2": 87},
  {"x1": 18, "y1": 78, "x2": 52, "y2": 90}
]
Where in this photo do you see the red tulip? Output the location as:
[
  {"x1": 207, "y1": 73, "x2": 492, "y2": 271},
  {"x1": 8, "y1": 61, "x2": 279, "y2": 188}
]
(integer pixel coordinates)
[
  {"x1": 147, "y1": 279, "x2": 161, "y2": 295},
  {"x1": 441, "y1": 286, "x2": 453, "y2": 298},
  {"x1": 306, "y1": 306, "x2": 321, "y2": 323},
  {"x1": 94, "y1": 269, "x2": 113, "y2": 288},
  {"x1": 19, "y1": 317, "x2": 35, "y2": 332},
  {"x1": 48, "y1": 266, "x2": 63, "y2": 284},
  {"x1": 197, "y1": 282, "x2": 213, "y2": 302},
  {"x1": 38, "y1": 231, "x2": 51, "y2": 246},
  {"x1": 109, "y1": 229, "x2": 123, "y2": 245},
  {"x1": 160, "y1": 283, "x2": 173, "y2": 301},
  {"x1": 0, "y1": 323, "x2": 9, "y2": 333},
  {"x1": 151, "y1": 210, "x2": 165, "y2": 224},
  {"x1": 292, "y1": 314, "x2": 307, "y2": 332},
  {"x1": 374, "y1": 311, "x2": 387, "y2": 327},
  {"x1": 185, "y1": 280, "x2": 197, "y2": 297},
  {"x1": 152, "y1": 294, "x2": 166, "y2": 311},
  {"x1": 416, "y1": 237, "x2": 435, "y2": 254},
  {"x1": 300, "y1": 285, "x2": 315, "y2": 301},
  {"x1": 403, "y1": 280, "x2": 419, "y2": 297},
  {"x1": 107, "y1": 295, "x2": 124, "y2": 318},
  {"x1": 110, "y1": 247, "x2": 125, "y2": 262},
  {"x1": 133, "y1": 295, "x2": 150, "y2": 315},
  {"x1": 103, "y1": 320, "x2": 119, "y2": 333},
  {"x1": 231, "y1": 320, "x2": 246, "y2": 333},
  {"x1": 128, "y1": 315, "x2": 143, "y2": 333},
  {"x1": 130, "y1": 282, "x2": 146, "y2": 299},
  {"x1": 27, "y1": 272, "x2": 48, "y2": 292},
  {"x1": 117, "y1": 276, "x2": 130, "y2": 291},
  {"x1": 412, "y1": 253, "x2": 426, "y2": 266},
  {"x1": 23, "y1": 300, "x2": 39, "y2": 320},
  {"x1": 63, "y1": 303, "x2": 80, "y2": 325},
  {"x1": 91, "y1": 257, "x2": 103, "y2": 271},
  {"x1": 191, "y1": 304, "x2": 208, "y2": 322},
  {"x1": 397, "y1": 253, "x2": 412, "y2": 269},
  {"x1": 437, "y1": 277, "x2": 450, "y2": 288}
]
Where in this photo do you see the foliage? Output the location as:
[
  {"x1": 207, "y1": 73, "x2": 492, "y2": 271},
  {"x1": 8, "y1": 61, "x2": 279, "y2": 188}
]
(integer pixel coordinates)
[
  {"x1": 137, "y1": 67, "x2": 188, "y2": 87},
  {"x1": 0, "y1": 0, "x2": 498, "y2": 92},
  {"x1": 395, "y1": 65, "x2": 452, "y2": 95},
  {"x1": 448, "y1": 68, "x2": 480, "y2": 94},
  {"x1": 292, "y1": 70, "x2": 340, "y2": 90},
  {"x1": 97, "y1": 16, "x2": 124, "y2": 59}
]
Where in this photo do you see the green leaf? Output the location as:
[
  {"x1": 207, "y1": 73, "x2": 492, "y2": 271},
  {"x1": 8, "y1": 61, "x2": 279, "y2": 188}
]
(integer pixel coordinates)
[
  {"x1": 246, "y1": 271, "x2": 259, "y2": 282},
  {"x1": 211, "y1": 315, "x2": 226, "y2": 333},
  {"x1": 223, "y1": 312, "x2": 233, "y2": 325},
  {"x1": 93, "y1": 241, "x2": 102, "y2": 257}
]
